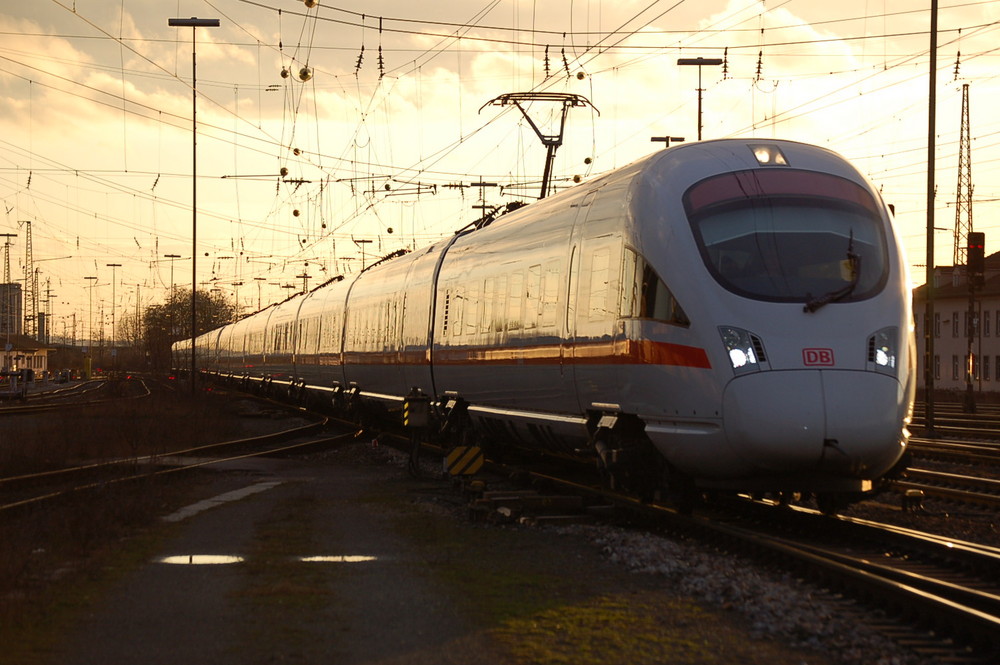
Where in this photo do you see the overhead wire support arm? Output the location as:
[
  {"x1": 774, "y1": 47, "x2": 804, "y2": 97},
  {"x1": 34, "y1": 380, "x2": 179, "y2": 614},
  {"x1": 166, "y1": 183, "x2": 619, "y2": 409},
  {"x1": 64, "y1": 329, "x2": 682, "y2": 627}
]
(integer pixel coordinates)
[{"x1": 479, "y1": 92, "x2": 598, "y2": 200}]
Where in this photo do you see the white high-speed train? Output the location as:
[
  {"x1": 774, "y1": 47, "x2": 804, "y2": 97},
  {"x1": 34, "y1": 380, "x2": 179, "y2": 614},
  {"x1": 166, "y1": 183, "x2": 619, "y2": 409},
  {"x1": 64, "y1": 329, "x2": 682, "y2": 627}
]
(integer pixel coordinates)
[{"x1": 176, "y1": 139, "x2": 915, "y2": 510}]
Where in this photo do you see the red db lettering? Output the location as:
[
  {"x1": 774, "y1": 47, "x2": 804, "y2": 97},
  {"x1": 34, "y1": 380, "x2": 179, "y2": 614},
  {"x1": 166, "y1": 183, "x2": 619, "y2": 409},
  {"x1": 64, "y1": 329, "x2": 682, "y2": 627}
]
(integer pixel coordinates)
[{"x1": 803, "y1": 348, "x2": 835, "y2": 366}]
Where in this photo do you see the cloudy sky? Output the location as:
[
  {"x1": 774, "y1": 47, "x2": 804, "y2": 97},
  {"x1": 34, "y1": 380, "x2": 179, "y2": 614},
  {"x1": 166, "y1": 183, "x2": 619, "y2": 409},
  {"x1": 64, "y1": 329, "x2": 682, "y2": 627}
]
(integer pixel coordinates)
[{"x1": 1, "y1": 1, "x2": 998, "y2": 343}]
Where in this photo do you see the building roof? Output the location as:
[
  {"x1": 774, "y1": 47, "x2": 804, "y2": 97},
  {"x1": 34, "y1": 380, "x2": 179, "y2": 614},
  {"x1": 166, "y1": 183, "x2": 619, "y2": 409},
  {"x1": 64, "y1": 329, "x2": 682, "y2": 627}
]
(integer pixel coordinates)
[
  {"x1": 912, "y1": 251, "x2": 1000, "y2": 301},
  {"x1": 1, "y1": 333, "x2": 54, "y2": 353}
]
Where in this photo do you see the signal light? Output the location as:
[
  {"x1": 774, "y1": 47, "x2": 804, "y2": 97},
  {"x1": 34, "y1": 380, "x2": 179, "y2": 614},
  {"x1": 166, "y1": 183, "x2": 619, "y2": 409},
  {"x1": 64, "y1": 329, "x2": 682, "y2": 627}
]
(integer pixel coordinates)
[{"x1": 968, "y1": 231, "x2": 985, "y2": 287}]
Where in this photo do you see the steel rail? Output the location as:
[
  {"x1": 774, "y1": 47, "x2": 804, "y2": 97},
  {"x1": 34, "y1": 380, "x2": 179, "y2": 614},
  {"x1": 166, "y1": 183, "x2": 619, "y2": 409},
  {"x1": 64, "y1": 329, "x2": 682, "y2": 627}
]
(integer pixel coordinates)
[
  {"x1": 892, "y1": 467, "x2": 1000, "y2": 510},
  {"x1": 0, "y1": 379, "x2": 149, "y2": 415},
  {"x1": 490, "y1": 461, "x2": 1000, "y2": 658},
  {"x1": 0, "y1": 404, "x2": 332, "y2": 513}
]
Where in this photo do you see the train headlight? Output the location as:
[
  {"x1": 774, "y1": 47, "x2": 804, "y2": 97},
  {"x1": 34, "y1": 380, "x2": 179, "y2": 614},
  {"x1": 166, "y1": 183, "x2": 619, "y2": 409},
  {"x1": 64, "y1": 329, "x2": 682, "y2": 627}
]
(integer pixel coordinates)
[
  {"x1": 866, "y1": 326, "x2": 898, "y2": 375},
  {"x1": 748, "y1": 143, "x2": 788, "y2": 166},
  {"x1": 720, "y1": 326, "x2": 769, "y2": 374}
]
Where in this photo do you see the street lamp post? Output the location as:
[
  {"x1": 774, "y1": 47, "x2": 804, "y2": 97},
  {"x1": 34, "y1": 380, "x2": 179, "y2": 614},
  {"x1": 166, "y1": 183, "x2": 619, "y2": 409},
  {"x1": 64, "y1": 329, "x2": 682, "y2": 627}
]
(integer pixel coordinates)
[
  {"x1": 677, "y1": 57, "x2": 723, "y2": 140},
  {"x1": 164, "y1": 253, "x2": 181, "y2": 295},
  {"x1": 254, "y1": 276, "x2": 266, "y2": 311},
  {"x1": 84, "y1": 276, "x2": 97, "y2": 377},
  {"x1": 169, "y1": 16, "x2": 220, "y2": 394},
  {"x1": 354, "y1": 239, "x2": 372, "y2": 270},
  {"x1": 106, "y1": 264, "x2": 121, "y2": 367}
]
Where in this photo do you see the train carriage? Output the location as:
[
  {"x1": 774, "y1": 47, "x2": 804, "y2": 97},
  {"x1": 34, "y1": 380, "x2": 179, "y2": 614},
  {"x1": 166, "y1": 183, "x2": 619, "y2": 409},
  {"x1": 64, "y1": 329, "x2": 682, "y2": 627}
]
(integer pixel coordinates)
[{"x1": 180, "y1": 138, "x2": 914, "y2": 508}]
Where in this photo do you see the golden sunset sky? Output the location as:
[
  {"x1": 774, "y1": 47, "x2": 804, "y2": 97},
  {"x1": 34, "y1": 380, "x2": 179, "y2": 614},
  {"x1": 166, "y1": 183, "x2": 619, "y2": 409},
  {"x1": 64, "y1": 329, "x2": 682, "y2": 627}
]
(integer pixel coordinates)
[{"x1": 1, "y1": 1, "x2": 997, "y2": 340}]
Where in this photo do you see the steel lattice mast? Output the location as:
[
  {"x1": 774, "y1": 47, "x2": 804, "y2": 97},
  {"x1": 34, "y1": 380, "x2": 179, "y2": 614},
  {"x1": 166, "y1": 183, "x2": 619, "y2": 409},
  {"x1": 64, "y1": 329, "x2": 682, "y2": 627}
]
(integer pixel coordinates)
[
  {"x1": 953, "y1": 83, "x2": 973, "y2": 267},
  {"x1": 20, "y1": 220, "x2": 35, "y2": 338}
]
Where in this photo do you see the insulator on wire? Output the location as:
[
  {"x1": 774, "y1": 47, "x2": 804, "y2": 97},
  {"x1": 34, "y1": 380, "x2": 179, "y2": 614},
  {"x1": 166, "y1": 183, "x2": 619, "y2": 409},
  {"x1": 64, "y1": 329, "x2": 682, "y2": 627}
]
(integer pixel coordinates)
[
  {"x1": 378, "y1": 17, "x2": 384, "y2": 79},
  {"x1": 544, "y1": 45, "x2": 551, "y2": 78},
  {"x1": 722, "y1": 47, "x2": 729, "y2": 79},
  {"x1": 355, "y1": 44, "x2": 365, "y2": 73}
]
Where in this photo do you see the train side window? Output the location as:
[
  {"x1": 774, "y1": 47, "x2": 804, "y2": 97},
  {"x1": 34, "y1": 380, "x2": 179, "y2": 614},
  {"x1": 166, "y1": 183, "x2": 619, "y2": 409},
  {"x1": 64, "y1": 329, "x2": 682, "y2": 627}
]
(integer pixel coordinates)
[
  {"x1": 588, "y1": 248, "x2": 611, "y2": 321},
  {"x1": 453, "y1": 286, "x2": 465, "y2": 337},
  {"x1": 364, "y1": 306, "x2": 373, "y2": 350},
  {"x1": 482, "y1": 277, "x2": 495, "y2": 334},
  {"x1": 525, "y1": 265, "x2": 541, "y2": 330},
  {"x1": 508, "y1": 271, "x2": 523, "y2": 331},
  {"x1": 465, "y1": 284, "x2": 480, "y2": 337},
  {"x1": 541, "y1": 261, "x2": 560, "y2": 329},
  {"x1": 620, "y1": 247, "x2": 689, "y2": 327},
  {"x1": 320, "y1": 312, "x2": 337, "y2": 353},
  {"x1": 495, "y1": 273, "x2": 508, "y2": 333}
]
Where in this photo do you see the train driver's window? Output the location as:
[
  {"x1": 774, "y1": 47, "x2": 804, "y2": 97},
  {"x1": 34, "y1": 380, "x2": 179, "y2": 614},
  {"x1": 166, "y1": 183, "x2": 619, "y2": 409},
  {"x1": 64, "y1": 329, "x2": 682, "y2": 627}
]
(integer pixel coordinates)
[{"x1": 620, "y1": 247, "x2": 689, "y2": 327}]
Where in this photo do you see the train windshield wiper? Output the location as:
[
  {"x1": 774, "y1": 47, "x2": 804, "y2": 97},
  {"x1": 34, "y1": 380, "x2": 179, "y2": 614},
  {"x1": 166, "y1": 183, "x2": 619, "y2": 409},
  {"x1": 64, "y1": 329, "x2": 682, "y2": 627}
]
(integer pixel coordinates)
[{"x1": 804, "y1": 231, "x2": 860, "y2": 313}]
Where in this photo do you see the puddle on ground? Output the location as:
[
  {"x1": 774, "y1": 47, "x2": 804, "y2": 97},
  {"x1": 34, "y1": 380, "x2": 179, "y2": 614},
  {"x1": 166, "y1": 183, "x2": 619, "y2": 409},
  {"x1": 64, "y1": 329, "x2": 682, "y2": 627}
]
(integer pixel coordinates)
[
  {"x1": 155, "y1": 554, "x2": 379, "y2": 564},
  {"x1": 157, "y1": 555, "x2": 245, "y2": 565}
]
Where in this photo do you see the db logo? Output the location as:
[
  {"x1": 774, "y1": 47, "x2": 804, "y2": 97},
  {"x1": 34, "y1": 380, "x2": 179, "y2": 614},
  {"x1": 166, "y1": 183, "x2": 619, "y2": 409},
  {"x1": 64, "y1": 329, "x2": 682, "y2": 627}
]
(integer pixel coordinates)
[{"x1": 803, "y1": 348, "x2": 835, "y2": 366}]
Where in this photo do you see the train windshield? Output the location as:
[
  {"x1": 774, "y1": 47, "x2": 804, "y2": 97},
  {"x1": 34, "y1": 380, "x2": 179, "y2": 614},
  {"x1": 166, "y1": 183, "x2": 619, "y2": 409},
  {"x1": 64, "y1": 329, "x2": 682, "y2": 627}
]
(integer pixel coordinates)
[{"x1": 684, "y1": 169, "x2": 888, "y2": 304}]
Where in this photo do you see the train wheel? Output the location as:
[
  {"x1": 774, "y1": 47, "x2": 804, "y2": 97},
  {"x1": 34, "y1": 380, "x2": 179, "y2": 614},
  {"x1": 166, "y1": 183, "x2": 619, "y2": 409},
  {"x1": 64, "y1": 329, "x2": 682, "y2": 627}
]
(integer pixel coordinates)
[
  {"x1": 665, "y1": 473, "x2": 699, "y2": 515},
  {"x1": 816, "y1": 493, "x2": 847, "y2": 516}
]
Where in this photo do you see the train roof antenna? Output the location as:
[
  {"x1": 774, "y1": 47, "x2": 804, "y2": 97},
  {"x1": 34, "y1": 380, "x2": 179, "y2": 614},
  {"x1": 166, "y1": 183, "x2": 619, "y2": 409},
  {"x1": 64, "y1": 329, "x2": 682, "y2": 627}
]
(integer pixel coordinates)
[{"x1": 480, "y1": 92, "x2": 598, "y2": 200}]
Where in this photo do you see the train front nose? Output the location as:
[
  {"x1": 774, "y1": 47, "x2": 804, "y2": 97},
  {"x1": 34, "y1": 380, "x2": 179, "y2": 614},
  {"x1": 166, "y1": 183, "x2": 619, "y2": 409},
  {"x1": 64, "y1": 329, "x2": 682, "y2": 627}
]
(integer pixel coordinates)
[{"x1": 722, "y1": 371, "x2": 907, "y2": 479}]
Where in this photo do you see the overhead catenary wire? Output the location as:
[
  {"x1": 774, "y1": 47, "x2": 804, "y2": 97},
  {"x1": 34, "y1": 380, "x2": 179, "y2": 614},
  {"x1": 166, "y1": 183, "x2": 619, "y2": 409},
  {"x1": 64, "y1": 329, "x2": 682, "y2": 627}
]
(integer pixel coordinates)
[{"x1": 6, "y1": 0, "x2": 1000, "y2": 320}]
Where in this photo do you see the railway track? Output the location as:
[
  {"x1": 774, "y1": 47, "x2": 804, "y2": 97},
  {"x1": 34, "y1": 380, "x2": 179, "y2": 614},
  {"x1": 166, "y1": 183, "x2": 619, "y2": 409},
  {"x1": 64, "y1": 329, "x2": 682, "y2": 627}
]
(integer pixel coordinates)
[
  {"x1": 12, "y1": 383, "x2": 996, "y2": 662},
  {"x1": 0, "y1": 400, "x2": 338, "y2": 515},
  {"x1": 909, "y1": 437, "x2": 1000, "y2": 467},
  {"x1": 463, "y1": 457, "x2": 1000, "y2": 662},
  {"x1": 707, "y1": 500, "x2": 1000, "y2": 653},
  {"x1": 892, "y1": 467, "x2": 1000, "y2": 510},
  {"x1": 0, "y1": 377, "x2": 143, "y2": 415},
  {"x1": 912, "y1": 400, "x2": 1000, "y2": 440}
]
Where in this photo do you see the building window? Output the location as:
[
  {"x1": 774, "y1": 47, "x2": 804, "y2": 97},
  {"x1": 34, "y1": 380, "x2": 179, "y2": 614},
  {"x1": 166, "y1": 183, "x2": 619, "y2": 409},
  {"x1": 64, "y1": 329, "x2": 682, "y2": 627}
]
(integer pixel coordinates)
[
  {"x1": 934, "y1": 354, "x2": 940, "y2": 380},
  {"x1": 985, "y1": 356, "x2": 991, "y2": 381},
  {"x1": 952, "y1": 355, "x2": 959, "y2": 380},
  {"x1": 934, "y1": 312, "x2": 941, "y2": 338},
  {"x1": 952, "y1": 312, "x2": 959, "y2": 338},
  {"x1": 986, "y1": 311, "x2": 992, "y2": 337}
]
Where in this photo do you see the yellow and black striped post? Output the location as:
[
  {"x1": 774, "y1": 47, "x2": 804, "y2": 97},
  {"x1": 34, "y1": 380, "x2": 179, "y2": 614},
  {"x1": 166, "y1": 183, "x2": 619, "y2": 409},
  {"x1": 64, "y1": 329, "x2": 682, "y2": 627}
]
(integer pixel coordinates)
[
  {"x1": 445, "y1": 446, "x2": 484, "y2": 476},
  {"x1": 402, "y1": 389, "x2": 430, "y2": 429},
  {"x1": 403, "y1": 388, "x2": 431, "y2": 478}
]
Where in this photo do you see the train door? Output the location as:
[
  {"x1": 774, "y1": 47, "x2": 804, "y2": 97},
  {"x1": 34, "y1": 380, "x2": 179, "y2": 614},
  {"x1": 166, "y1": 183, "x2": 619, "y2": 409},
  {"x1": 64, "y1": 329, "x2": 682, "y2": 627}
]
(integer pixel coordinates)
[
  {"x1": 572, "y1": 187, "x2": 626, "y2": 409},
  {"x1": 562, "y1": 191, "x2": 597, "y2": 412}
]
